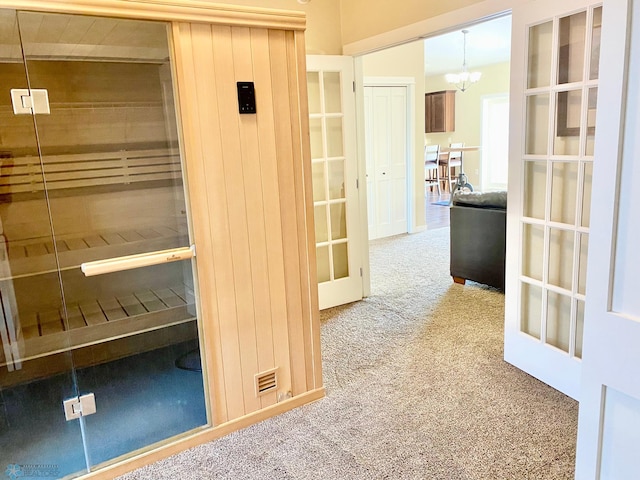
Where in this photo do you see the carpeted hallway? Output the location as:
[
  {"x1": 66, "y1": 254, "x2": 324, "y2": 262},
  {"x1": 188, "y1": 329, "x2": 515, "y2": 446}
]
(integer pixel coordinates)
[{"x1": 120, "y1": 227, "x2": 578, "y2": 479}]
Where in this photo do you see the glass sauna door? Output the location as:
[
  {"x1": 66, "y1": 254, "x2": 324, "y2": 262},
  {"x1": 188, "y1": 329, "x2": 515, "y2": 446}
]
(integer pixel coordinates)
[
  {"x1": 1, "y1": 9, "x2": 207, "y2": 477},
  {"x1": 0, "y1": 9, "x2": 88, "y2": 477}
]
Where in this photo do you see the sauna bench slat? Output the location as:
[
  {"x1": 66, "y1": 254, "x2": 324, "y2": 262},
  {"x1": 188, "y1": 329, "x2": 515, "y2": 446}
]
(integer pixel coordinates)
[{"x1": 0, "y1": 287, "x2": 192, "y2": 368}]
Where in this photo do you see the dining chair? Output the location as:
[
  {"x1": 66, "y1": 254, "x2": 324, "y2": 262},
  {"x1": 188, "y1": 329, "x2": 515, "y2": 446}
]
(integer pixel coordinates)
[
  {"x1": 441, "y1": 142, "x2": 464, "y2": 192},
  {"x1": 424, "y1": 144, "x2": 441, "y2": 195}
]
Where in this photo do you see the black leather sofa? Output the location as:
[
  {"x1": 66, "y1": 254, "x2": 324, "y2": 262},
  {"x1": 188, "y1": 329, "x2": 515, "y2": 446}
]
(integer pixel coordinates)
[{"x1": 449, "y1": 191, "x2": 507, "y2": 290}]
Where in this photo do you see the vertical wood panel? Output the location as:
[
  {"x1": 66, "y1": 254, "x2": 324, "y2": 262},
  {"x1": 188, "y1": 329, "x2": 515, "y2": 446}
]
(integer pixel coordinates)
[
  {"x1": 251, "y1": 28, "x2": 293, "y2": 400},
  {"x1": 191, "y1": 22, "x2": 248, "y2": 421},
  {"x1": 171, "y1": 22, "x2": 227, "y2": 425},
  {"x1": 212, "y1": 24, "x2": 261, "y2": 415},
  {"x1": 268, "y1": 29, "x2": 307, "y2": 395},
  {"x1": 232, "y1": 26, "x2": 277, "y2": 409},
  {"x1": 295, "y1": 30, "x2": 322, "y2": 389},
  {"x1": 286, "y1": 30, "x2": 315, "y2": 391}
]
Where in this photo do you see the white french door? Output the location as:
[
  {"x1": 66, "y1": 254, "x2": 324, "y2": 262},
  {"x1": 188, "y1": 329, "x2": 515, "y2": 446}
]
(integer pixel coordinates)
[
  {"x1": 363, "y1": 85, "x2": 408, "y2": 240},
  {"x1": 576, "y1": 0, "x2": 640, "y2": 477},
  {"x1": 306, "y1": 55, "x2": 363, "y2": 310},
  {"x1": 505, "y1": 0, "x2": 602, "y2": 399}
]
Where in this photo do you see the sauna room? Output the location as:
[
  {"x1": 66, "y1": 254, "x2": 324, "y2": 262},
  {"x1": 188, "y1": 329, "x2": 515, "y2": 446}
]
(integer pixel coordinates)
[{"x1": 0, "y1": 3, "x2": 322, "y2": 479}]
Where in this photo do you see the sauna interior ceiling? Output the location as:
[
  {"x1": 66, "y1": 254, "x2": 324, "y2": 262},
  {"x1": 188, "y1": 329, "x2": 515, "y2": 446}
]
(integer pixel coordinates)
[{"x1": 0, "y1": 12, "x2": 169, "y2": 62}]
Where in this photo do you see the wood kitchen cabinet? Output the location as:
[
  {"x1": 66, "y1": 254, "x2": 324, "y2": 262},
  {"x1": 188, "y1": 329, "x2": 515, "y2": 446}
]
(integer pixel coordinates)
[{"x1": 425, "y1": 90, "x2": 455, "y2": 133}]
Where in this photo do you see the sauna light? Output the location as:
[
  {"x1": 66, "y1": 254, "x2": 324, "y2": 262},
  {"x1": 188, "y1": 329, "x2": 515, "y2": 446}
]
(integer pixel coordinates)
[{"x1": 80, "y1": 245, "x2": 195, "y2": 277}]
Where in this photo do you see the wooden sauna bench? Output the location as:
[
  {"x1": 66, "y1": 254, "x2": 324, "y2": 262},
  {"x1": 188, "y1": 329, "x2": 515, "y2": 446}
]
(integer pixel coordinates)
[
  {"x1": 4, "y1": 284, "x2": 196, "y2": 368},
  {"x1": 0, "y1": 147, "x2": 198, "y2": 371}
]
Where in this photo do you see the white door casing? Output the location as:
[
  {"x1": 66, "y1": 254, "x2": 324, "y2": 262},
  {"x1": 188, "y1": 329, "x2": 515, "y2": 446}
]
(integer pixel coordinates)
[
  {"x1": 576, "y1": 0, "x2": 640, "y2": 477},
  {"x1": 363, "y1": 80, "x2": 411, "y2": 240},
  {"x1": 307, "y1": 55, "x2": 364, "y2": 310},
  {"x1": 504, "y1": 0, "x2": 602, "y2": 400}
]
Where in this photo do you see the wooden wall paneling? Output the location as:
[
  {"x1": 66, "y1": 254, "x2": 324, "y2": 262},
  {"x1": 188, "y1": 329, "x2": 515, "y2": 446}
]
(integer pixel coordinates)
[
  {"x1": 231, "y1": 26, "x2": 277, "y2": 409},
  {"x1": 250, "y1": 28, "x2": 293, "y2": 401},
  {"x1": 268, "y1": 29, "x2": 307, "y2": 396},
  {"x1": 211, "y1": 24, "x2": 261, "y2": 415},
  {"x1": 191, "y1": 23, "x2": 248, "y2": 421},
  {"x1": 171, "y1": 22, "x2": 227, "y2": 425},
  {"x1": 285, "y1": 30, "x2": 315, "y2": 392},
  {"x1": 294, "y1": 29, "x2": 322, "y2": 389}
]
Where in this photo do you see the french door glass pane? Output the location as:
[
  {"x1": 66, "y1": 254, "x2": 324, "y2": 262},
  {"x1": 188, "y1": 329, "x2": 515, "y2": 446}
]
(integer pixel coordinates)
[
  {"x1": 330, "y1": 202, "x2": 347, "y2": 240},
  {"x1": 328, "y1": 160, "x2": 346, "y2": 199},
  {"x1": 528, "y1": 21, "x2": 553, "y2": 89},
  {"x1": 333, "y1": 243, "x2": 349, "y2": 279},
  {"x1": 525, "y1": 94, "x2": 550, "y2": 155},
  {"x1": 554, "y1": 90, "x2": 582, "y2": 155},
  {"x1": 575, "y1": 300, "x2": 585, "y2": 358},
  {"x1": 323, "y1": 72, "x2": 342, "y2": 113},
  {"x1": 16, "y1": 9, "x2": 207, "y2": 470},
  {"x1": 586, "y1": 87, "x2": 598, "y2": 156},
  {"x1": 309, "y1": 117, "x2": 323, "y2": 159},
  {"x1": 582, "y1": 162, "x2": 593, "y2": 227},
  {"x1": 548, "y1": 228, "x2": 574, "y2": 290},
  {"x1": 546, "y1": 291, "x2": 571, "y2": 352},
  {"x1": 312, "y1": 162, "x2": 326, "y2": 202},
  {"x1": 314, "y1": 205, "x2": 328, "y2": 243},
  {"x1": 522, "y1": 223, "x2": 544, "y2": 281},
  {"x1": 550, "y1": 161, "x2": 578, "y2": 224},
  {"x1": 558, "y1": 11, "x2": 587, "y2": 84},
  {"x1": 521, "y1": 282, "x2": 542, "y2": 339},
  {"x1": 326, "y1": 117, "x2": 344, "y2": 157},
  {"x1": 578, "y1": 233, "x2": 589, "y2": 295},
  {"x1": 316, "y1": 246, "x2": 330, "y2": 283},
  {"x1": 589, "y1": 7, "x2": 603, "y2": 81},
  {"x1": 307, "y1": 72, "x2": 321, "y2": 114},
  {"x1": 524, "y1": 161, "x2": 547, "y2": 219}
]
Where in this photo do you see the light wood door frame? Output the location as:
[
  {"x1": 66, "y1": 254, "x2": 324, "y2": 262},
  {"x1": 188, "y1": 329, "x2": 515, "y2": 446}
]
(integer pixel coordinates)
[{"x1": 363, "y1": 77, "x2": 415, "y2": 239}]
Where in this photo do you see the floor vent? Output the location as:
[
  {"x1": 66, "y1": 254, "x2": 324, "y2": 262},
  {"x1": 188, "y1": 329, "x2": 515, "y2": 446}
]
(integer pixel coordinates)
[{"x1": 254, "y1": 368, "x2": 277, "y2": 397}]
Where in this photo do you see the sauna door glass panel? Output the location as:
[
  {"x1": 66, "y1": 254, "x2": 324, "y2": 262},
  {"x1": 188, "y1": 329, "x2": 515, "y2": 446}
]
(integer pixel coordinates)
[
  {"x1": 0, "y1": 8, "x2": 87, "y2": 478},
  {"x1": 9, "y1": 10, "x2": 207, "y2": 472}
]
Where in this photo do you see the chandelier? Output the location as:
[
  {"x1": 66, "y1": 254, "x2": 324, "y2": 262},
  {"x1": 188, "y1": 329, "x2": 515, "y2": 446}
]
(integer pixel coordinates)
[{"x1": 445, "y1": 30, "x2": 482, "y2": 92}]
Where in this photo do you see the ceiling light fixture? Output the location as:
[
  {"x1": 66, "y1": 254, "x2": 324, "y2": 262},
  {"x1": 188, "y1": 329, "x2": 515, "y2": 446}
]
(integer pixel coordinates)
[{"x1": 445, "y1": 30, "x2": 482, "y2": 92}]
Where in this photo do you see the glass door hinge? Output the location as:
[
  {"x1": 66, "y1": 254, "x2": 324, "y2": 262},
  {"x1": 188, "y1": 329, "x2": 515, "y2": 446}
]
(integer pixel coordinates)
[
  {"x1": 10, "y1": 88, "x2": 50, "y2": 115},
  {"x1": 63, "y1": 393, "x2": 97, "y2": 421}
]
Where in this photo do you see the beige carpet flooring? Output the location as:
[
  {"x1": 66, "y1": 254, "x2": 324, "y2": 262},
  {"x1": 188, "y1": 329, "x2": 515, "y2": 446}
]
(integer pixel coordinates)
[{"x1": 119, "y1": 227, "x2": 578, "y2": 479}]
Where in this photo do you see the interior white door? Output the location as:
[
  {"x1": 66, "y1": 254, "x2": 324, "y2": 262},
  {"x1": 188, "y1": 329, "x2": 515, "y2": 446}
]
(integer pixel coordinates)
[
  {"x1": 307, "y1": 55, "x2": 363, "y2": 310},
  {"x1": 364, "y1": 86, "x2": 408, "y2": 240},
  {"x1": 576, "y1": 1, "x2": 640, "y2": 478},
  {"x1": 504, "y1": 0, "x2": 602, "y2": 399}
]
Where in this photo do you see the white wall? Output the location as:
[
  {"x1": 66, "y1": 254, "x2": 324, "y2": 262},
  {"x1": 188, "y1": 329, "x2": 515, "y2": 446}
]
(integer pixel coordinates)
[
  {"x1": 362, "y1": 40, "x2": 426, "y2": 228},
  {"x1": 425, "y1": 61, "x2": 510, "y2": 188}
]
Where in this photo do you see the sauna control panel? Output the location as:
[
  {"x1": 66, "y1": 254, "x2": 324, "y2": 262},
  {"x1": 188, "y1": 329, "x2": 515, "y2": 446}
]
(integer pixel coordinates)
[{"x1": 237, "y1": 82, "x2": 256, "y2": 114}]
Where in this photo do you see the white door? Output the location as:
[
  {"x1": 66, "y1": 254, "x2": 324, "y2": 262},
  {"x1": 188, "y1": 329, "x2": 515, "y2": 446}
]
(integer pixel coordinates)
[
  {"x1": 364, "y1": 85, "x2": 408, "y2": 240},
  {"x1": 576, "y1": 1, "x2": 640, "y2": 477},
  {"x1": 307, "y1": 55, "x2": 363, "y2": 310},
  {"x1": 504, "y1": 0, "x2": 602, "y2": 399}
]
